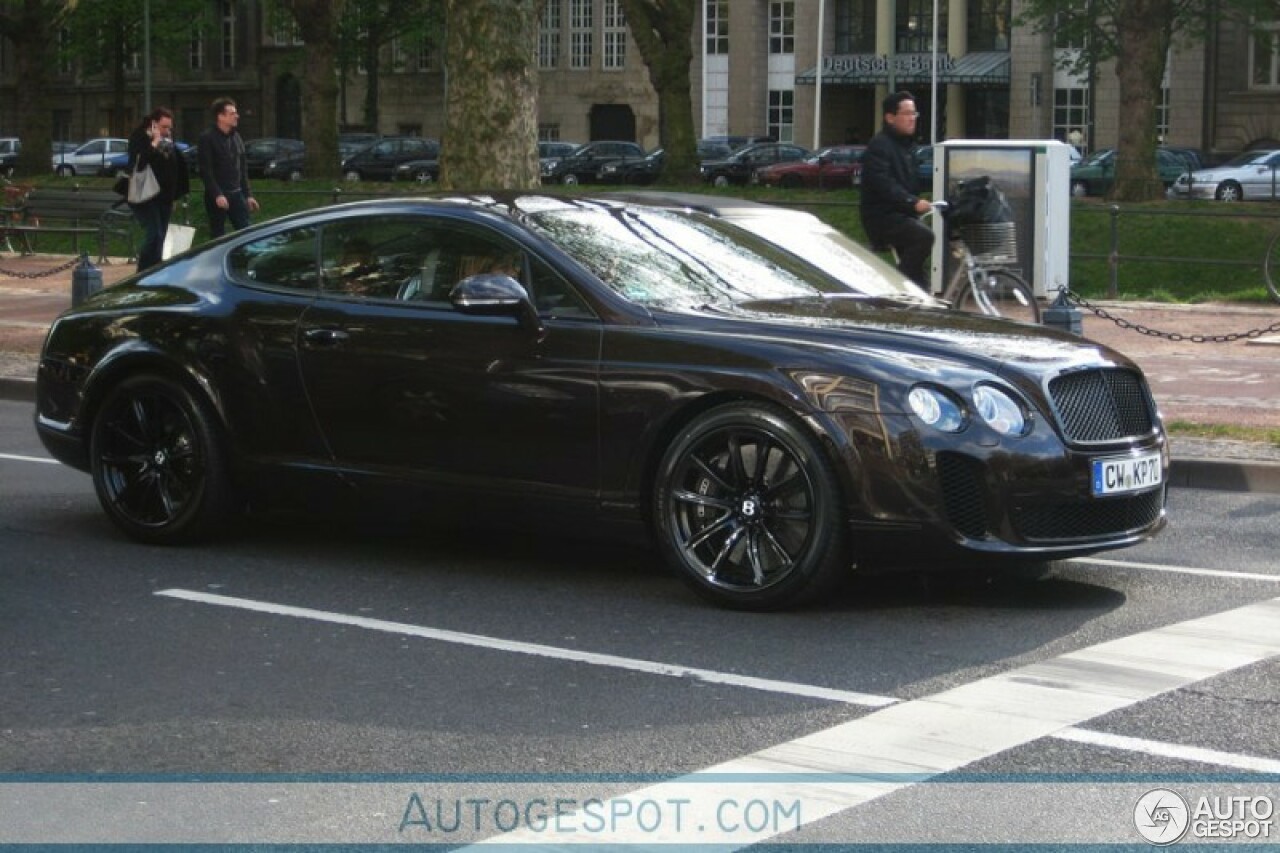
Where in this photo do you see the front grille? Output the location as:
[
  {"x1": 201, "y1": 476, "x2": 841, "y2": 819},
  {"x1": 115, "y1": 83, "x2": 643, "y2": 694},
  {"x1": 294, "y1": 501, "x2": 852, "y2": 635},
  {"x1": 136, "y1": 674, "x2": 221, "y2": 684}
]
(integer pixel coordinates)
[
  {"x1": 1013, "y1": 488, "x2": 1165, "y2": 542},
  {"x1": 936, "y1": 452, "x2": 990, "y2": 540},
  {"x1": 1048, "y1": 368, "x2": 1155, "y2": 443}
]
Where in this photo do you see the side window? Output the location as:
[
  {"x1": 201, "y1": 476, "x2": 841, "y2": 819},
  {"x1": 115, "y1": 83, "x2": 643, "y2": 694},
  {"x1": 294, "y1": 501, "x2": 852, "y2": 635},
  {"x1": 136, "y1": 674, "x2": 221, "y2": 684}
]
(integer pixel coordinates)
[
  {"x1": 227, "y1": 226, "x2": 320, "y2": 291},
  {"x1": 321, "y1": 218, "x2": 432, "y2": 300},
  {"x1": 528, "y1": 255, "x2": 595, "y2": 319}
]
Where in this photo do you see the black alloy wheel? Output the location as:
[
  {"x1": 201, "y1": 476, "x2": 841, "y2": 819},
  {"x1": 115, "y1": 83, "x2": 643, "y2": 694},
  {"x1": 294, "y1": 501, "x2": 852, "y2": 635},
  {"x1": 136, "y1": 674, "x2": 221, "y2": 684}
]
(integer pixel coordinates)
[
  {"x1": 653, "y1": 403, "x2": 848, "y2": 610},
  {"x1": 90, "y1": 376, "x2": 233, "y2": 544}
]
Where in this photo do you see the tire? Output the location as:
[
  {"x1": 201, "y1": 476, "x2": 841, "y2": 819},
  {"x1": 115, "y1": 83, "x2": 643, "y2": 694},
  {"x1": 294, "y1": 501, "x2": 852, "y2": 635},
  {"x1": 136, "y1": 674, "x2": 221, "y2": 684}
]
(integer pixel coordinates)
[
  {"x1": 1265, "y1": 230, "x2": 1280, "y2": 304},
  {"x1": 712, "y1": 174, "x2": 730, "y2": 188},
  {"x1": 343, "y1": 170, "x2": 362, "y2": 182},
  {"x1": 90, "y1": 375, "x2": 234, "y2": 544},
  {"x1": 1215, "y1": 181, "x2": 1242, "y2": 202},
  {"x1": 781, "y1": 174, "x2": 803, "y2": 189},
  {"x1": 652, "y1": 403, "x2": 849, "y2": 610},
  {"x1": 1070, "y1": 180, "x2": 1089, "y2": 197},
  {"x1": 561, "y1": 173, "x2": 580, "y2": 186},
  {"x1": 413, "y1": 169, "x2": 434, "y2": 184},
  {"x1": 954, "y1": 269, "x2": 1041, "y2": 325},
  {"x1": 55, "y1": 165, "x2": 74, "y2": 177},
  {"x1": 287, "y1": 169, "x2": 303, "y2": 182}
]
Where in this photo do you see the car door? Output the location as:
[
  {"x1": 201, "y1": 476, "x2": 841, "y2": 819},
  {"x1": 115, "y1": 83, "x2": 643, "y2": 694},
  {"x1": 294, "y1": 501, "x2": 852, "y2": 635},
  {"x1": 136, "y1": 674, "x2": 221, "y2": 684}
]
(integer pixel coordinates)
[
  {"x1": 295, "y1": 213, "x2": 603, "y2": 503},
  {"x1": 1243, "y1": 151, "x2": 1280, "y2": 200}
]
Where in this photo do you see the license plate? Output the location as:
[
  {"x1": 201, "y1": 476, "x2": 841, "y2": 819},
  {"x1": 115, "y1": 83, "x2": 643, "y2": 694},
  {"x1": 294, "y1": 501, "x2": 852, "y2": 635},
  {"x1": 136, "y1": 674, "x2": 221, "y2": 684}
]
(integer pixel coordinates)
[{"x1": 1092, "y1": 452, "x2": 1163, "y2": 496}]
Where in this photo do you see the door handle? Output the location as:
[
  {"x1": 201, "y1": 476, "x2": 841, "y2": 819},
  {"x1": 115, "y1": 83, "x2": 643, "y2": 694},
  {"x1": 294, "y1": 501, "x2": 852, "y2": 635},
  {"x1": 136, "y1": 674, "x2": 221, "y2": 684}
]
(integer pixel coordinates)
[{"x1": 303, "y1": 327, "x2": 350, "y2": 346}]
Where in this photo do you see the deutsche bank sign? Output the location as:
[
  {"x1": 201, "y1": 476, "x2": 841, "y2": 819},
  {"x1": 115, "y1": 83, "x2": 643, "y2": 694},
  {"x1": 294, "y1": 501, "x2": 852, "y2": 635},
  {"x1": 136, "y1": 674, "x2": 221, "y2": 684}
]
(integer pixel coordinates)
[{"x1": 824, "y1": 53, "x2": 956, "y2": 75}]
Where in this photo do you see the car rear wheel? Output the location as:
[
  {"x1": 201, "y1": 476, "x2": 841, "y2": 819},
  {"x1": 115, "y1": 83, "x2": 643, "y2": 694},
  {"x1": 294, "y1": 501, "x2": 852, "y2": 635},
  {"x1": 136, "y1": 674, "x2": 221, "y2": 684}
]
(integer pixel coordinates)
[
  {"x1": 712, "y1": 174, "x2": 730, "y2": 188},
  {"x1": 343, "y1": 170, "x2": 362, "y2": 182},
  {"x1": 90, "y1": 375, "x2": 234, "y2": 544},
  {"x1": 1070, "y1": 180, "x2": 1089, "y2": 197},
  {"x1": 653, "y1": 403, "x2": 849, "y2": 610},
  {"x1": 55, "y1": 165, "x2": 74, "y2": 177},
  {"x1": 413, "y1": 169, "x2": 434, "y2": 184},
  {"x1": 561, "y1": 173, "x2": 580, "y2": 185},
  {"x1": 781, "y1": 174, "x2": 804, "y2": 189},
  {"x1": 1215, "y1": 180, "x2": 1242, "y2": 202}
]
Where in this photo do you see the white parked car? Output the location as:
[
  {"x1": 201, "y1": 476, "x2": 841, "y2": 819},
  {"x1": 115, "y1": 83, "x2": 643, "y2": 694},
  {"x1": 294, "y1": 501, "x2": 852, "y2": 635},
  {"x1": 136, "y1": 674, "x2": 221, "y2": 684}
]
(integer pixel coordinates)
[
  {"x1": 52, "y1": 137, "x2": 129, "y2": 177},
  {"x1": 1168, "y1": 149, "x2": 1280, "y2": 201}
]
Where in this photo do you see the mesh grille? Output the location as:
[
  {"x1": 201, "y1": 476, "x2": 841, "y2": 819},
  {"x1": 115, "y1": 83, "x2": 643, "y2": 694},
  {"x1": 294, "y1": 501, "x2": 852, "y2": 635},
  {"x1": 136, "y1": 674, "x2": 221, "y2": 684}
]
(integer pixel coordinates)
[
  {"x1": 957, "y1": 222, "x2": 1017, "y2": 266},
  {"x1": 1048, "y1": 369, "x2": 1155, "y2": 443},
  {"x1": 936, "y1": 452, "x2": 989, "y2": 540},
  {"x1": 1013, "y1": 488, "x2": 1165, "y2": 542}
]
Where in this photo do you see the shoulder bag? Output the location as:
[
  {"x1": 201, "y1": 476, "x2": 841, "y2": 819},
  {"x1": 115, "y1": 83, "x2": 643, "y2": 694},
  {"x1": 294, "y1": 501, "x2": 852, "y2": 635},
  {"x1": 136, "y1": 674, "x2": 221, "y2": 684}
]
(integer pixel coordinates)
[{"x1": 128, "y1": 157, "x2": 161, "y2": 204}]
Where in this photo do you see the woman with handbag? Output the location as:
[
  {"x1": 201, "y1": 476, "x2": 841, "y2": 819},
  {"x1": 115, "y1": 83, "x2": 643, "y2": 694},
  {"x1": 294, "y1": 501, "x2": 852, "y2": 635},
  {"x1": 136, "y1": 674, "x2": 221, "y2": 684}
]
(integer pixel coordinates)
[{"x1": 126, "y1": 106, "x2": 190, "y2": 272}]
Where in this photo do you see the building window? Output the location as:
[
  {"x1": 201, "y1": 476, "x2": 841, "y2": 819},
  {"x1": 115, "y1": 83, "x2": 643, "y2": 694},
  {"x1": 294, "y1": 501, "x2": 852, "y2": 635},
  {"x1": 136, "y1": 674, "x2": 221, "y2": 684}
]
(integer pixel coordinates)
[
  {"x1": 221, "y1": 0, "x2": 236, "y2": 70},
  {"x1": 1053, "y1": 86, "x2": 1090, "y2": 152},
  {"x1": 706, "y1": 0, "x2": 728, "y2": 55},
  {"x1": 570, "y1": 0, "x2": 592, "y2": 70},
  {"x1": 603, "y1": 0, "x2": 626, "y2": 69},
  {"x1": 834, "y1": 0, "x2": 875, "y2": 53},
  {"x1": 189, "y1": 27, "x2": 205, "y2": 70},
  {"x1": 1155, "y1": 86, "x2": 1171, "y2": 141},
  {"x1": 539, "y1": 124, "x2": 561, "y2": 141},
  {"x1": 58, "y1": 27, "x2": 73, "y2": 75},
  {"x1": 967, "y1": 0, "x2": 1010, "y2": 52},
  {"x1": 273, "y1": 16, "x2": 302, "y2": 46},
  {"x1": 768, "y1": 89, "x2": 794, "y2": 141},
  {"x1": 897, "y1": 0, "x2": 945, "y2": 53},
  {"x1": 539, "y1": 0, "x2": 562, "y2": 68},
  {"x1": 769, "y1": 2, "x2": 795, "y2": 54},
  {"x1": 1252, "y1": 16, "x2": 1280, "y2": 89}
]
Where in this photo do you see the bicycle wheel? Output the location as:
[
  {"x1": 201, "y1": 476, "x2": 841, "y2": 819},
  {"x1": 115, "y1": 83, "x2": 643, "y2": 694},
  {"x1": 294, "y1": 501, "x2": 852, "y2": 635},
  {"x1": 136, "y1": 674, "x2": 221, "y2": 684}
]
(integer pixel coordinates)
[
  {"x1": 1264, "y1": 230, "x2": 1280, "y2": 304},
  {"x1": 954, "y1": 269, "x2": 1041, "y2": 325}
]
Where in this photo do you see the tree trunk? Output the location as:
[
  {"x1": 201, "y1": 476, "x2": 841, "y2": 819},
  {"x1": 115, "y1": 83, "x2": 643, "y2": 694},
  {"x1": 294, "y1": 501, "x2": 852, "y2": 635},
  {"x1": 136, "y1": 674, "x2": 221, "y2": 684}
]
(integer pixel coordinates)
[
  {"x1": 6, "y1": 1, "x2": 62, "y2": 177},
  {"x1": 440, "y1": 0, "x2": 540, "y2": 190},
  {"x1": 363, "y1": 21, "x2": 381, "y2": 132},
  {"x1": 282, "y1": 0, "x2": 346, "y2": 181},
  {"x1": 1110, "y1": 0, "x2": 1173, "y2": 201},
  {"x1": 618, "y1": 0, "x2": 699, "y2": 183}
]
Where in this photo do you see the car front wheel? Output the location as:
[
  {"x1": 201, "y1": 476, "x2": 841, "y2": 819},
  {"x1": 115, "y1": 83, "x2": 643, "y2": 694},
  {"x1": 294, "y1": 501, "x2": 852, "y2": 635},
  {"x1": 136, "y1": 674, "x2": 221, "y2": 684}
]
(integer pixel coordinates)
[
  {"x1": 343, "y1": 170, "x2": 362, "y2": 182},
  {"x1": 1070, "y1": 180, "x2": 1089, "y2": 197},
  {"x1": 562, "y1": 173, "x2": 580, "y2": 185},
  {"x1": 55, "y1": 165, "x2": 74, "y2": 177},
  {"x1": 712, "y1": 174, "x2": 730, "y2": 188},
  {"x1": 1215, "y1": 181, "x2": 1242, "y2": 202},
  {"x1": 90, "y1": 375, "x2": 235, "y2": 544},
  {"x1": 653, "y1": 403, "x2": 849, "y2": 610}
]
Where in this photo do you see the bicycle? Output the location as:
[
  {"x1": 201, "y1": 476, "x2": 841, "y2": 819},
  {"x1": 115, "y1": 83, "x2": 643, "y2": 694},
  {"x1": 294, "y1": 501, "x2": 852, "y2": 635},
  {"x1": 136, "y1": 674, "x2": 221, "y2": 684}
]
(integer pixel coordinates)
[{"x1": 1263, "y1": 227, "x2": 1280, "y2": 303}]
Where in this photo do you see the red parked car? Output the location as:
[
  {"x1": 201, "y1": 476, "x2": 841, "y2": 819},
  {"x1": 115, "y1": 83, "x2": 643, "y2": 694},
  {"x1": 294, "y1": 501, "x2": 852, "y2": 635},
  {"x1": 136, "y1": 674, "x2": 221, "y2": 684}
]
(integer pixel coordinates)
[{"x1": 755, "y1": 145, "x2": 867, "y2": 189}]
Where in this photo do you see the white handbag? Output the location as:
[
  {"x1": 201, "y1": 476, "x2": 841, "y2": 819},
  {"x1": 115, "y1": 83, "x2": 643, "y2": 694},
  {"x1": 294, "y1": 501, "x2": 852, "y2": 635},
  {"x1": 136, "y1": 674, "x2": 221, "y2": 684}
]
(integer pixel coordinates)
[
  {"x1": 127, "y1": 160, "x2": 161, "y2": 204},
  {"x1": 162, "y1": 224, "x2": 196, "y2": 258}
]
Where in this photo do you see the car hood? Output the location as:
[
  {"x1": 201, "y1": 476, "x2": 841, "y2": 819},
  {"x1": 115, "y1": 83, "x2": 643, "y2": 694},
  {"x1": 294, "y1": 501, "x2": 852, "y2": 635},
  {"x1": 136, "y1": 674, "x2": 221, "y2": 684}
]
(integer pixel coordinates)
[{"x1": 653, "y1": 295, "x2": 1129, "y2": 381}]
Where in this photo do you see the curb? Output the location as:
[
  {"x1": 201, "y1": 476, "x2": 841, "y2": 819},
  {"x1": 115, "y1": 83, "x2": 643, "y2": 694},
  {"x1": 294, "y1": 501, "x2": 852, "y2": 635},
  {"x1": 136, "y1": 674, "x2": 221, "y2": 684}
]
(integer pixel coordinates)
[{"x1": 1, "y1": 372, "x2": 1275, "y2": 495}]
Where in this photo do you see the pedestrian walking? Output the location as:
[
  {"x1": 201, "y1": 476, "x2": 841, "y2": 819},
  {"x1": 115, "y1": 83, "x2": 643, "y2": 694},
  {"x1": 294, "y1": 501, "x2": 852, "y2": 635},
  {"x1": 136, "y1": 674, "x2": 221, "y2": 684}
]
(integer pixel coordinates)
[
  {"x1": 859, "y1": 91, "x2": 934, "y2": 289},
  {"x1": 126, "y1": 107, "x2": 190, "y2": 272},
  {"x1": 197, "y1": 97, "x2": 259, "y2": 238}
]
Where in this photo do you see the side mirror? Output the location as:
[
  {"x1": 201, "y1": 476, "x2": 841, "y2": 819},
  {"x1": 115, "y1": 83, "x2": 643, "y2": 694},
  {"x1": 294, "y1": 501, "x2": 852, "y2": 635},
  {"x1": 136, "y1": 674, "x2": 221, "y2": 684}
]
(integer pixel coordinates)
[{"x1": 451, "y1": 273, "x2": 544, "y2": 339}]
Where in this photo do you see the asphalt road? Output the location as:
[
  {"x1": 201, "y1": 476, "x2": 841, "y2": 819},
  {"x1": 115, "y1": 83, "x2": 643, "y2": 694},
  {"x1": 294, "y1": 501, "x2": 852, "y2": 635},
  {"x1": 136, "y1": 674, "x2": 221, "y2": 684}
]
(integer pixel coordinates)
[{"x1": 2, "y1": 397, "x2": 1278, "y2": 847}]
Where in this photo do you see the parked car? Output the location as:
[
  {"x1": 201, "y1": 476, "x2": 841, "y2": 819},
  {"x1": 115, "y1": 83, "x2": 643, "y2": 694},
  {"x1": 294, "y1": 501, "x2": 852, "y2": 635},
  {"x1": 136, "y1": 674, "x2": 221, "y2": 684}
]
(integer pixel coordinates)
[
  {"x1": 52, "y1": 137, "x2": 129, "y2": 176},
  {"x1": 597, "y1": 148, "x2": 666, "y2": 184},
  {"x1": 244, "y1": 137, "x2": 304, "y2": 178},
  {"x1": 538, "y1": 140, "x2": 579, "y2": 167},
  {"x1": 338, "y1": 132, "x2": 380, "y2": 159},
  {"x1": 392, "y1": 156, "x2": 441, "y2": 184},
  {"x1": 699, "y1": 142, "x2": 811, "y2": 187},
  {"x1": 1069, "y1": 147, "x2": 1199, "y2": 197},
  {"x1": 34, "y1": 193, "x2": 1167, "y2": 610},
  {"x1": 341, "y1": 136, "x2": 440, "y2": 182},
  {"x1": 1168, "y1": 149, "x2": 1280, "y2": 201},
  {"x1": 755, "y1": 145, "x2": 866, "y2": 189},
  {"x1": 540, "y1": 140, "x2": 646, "y2": 185},
  {"x1": 0, "y1": 137, "x2": 19, "y2": 176},
  {"x1": 699, "y1": 134, "x2": 774, "y2": 152}
]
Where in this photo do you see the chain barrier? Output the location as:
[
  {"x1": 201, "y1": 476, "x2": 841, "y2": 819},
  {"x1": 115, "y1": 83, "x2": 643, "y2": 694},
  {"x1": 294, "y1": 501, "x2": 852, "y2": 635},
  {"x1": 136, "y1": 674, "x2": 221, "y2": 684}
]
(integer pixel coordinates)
[
  {"x1": 0, "y1": 255, "x2": 83, "y2": 279},
  {"x1": 1060, "y1": 288, "x2": 1280, "y2": 343}
]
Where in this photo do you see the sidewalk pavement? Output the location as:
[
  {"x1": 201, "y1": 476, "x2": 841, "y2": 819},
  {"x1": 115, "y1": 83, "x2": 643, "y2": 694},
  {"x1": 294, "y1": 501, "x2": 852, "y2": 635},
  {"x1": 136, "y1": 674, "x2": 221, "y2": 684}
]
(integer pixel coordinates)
[{"x1": 1, "y1": 253, "x2": 1278, "y2": 493}]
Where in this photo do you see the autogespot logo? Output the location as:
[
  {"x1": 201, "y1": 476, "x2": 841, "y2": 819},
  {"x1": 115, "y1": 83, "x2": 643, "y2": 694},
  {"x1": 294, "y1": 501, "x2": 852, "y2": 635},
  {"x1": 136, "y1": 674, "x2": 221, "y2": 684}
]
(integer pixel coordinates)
[{"x1": 1135, "y1": 788, "x2": 1191, "y2": 845}]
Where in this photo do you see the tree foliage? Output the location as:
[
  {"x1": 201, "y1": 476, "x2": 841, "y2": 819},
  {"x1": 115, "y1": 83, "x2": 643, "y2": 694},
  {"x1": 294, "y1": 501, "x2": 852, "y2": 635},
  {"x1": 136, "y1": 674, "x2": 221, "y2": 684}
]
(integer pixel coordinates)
[
  {"x1": 0, "y1": 0, "x2": 77, "y2": 175},
  {"x1": 617, "y1": 0, "x2": 698, "y2": 183},
  {"x1": 334, "y1": 0, "x2": 444, "y2": 131},
  {"x1": 1019, "y1": 0, "x2": 1274, "y2": 201},
  {"x1": 439, "y1": 0, "x2": 541, "y2": 189}
]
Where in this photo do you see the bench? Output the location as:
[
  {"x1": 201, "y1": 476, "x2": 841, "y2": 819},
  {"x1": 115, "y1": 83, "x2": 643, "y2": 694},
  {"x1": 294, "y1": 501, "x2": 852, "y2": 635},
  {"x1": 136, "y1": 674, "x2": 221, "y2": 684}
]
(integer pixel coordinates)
[{"x1": 2, "y1": 187, "x2": 136, "y2": 262}]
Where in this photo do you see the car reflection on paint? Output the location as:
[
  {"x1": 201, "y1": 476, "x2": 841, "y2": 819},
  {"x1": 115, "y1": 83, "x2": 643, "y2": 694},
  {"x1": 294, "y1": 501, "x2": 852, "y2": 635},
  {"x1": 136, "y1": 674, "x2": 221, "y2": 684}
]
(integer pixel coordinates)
[{"x1": 35, "y1": 193, "x2": 1167, "y2": 610}]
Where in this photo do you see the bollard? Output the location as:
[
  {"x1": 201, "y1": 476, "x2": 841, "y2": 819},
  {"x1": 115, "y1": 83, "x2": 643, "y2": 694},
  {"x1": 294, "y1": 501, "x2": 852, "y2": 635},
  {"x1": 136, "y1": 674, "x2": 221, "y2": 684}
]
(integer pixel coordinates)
[
  {"x1": 70, "y1": 252, "x2": 102, "y2": 307},
  {"x1": 1042, "y1": 287, "x2": 1083, "y2": 335}
]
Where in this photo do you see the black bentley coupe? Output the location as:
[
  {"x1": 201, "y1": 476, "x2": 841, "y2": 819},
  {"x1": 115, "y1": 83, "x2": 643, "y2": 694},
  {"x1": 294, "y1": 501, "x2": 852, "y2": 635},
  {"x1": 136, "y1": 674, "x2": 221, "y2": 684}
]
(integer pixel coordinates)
[{"x1": 35, "y1": 193, "x2": 1167, "y2": 609}]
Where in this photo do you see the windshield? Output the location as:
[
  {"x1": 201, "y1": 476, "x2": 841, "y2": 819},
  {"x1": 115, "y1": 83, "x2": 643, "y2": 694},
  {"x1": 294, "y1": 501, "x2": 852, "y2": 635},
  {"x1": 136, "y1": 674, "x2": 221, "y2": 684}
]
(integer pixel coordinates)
[
  {"x1": 1081, "y1": 149, "x2": 1114, "y2": 167},
  {"x1": 1222, "y1": 150, "x2": 1276, "y2": 167},
  {"x1": 525, "y1": 204, "x2": 851, "y2": 310}
]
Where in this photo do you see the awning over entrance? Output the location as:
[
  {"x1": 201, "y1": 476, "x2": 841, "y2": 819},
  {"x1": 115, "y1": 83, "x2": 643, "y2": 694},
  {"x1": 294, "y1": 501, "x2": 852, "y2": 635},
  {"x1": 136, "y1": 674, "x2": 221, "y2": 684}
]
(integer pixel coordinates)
[{"x1": 796, "y1": 51, "x2": 1010, "y2": 87}]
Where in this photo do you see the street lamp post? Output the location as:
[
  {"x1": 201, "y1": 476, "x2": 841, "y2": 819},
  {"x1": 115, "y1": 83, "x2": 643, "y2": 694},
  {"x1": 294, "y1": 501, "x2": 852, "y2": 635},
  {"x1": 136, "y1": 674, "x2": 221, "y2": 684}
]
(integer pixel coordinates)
[{"x1": 143, "y1": 0, "x2": 152, "y2": 113}]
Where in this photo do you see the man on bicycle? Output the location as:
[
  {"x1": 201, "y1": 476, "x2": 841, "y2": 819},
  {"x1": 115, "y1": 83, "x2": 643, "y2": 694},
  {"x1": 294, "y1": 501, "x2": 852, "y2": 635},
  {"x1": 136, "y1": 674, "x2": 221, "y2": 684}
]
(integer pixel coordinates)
[{"x1": 860, "y1": 91, "x2": 933, "y2": 289}]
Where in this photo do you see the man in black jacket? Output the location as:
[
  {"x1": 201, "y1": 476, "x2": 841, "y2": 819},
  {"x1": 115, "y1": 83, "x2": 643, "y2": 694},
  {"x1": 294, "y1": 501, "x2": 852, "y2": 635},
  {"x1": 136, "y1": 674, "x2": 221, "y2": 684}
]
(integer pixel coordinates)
[
  {"x1": 859, "y1": 91, "x2": 933, "y2": 289},
  {"x1": 198, "y1": 97, "x2": 259, "y2": 238}
]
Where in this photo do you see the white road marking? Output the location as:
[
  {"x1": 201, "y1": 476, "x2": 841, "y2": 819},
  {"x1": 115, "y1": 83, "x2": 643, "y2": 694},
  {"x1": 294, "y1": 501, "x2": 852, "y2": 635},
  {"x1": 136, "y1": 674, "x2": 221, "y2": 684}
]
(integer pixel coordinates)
[
  {"x1": 1054, "y1": 726, "x2": 1280, "y2": 773},
  {"x1": 1069, "y1": 556, "x2": 1280, "y2": 583},
  {"x1": 456, "y1": 596, "x2": 1280, "y2": 846},
  {"x1": 153, "y1": 589, "x2": 899, "y2": 708},
  {"x1": 0, "y1": 452, "x2": 59, "y2": 465}
]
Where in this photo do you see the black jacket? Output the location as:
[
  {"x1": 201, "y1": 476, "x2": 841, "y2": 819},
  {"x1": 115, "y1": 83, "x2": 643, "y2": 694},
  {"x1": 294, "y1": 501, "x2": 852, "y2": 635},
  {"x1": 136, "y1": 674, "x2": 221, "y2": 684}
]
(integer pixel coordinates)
[
  {"x1": 859, "y1": 125, "x2": 921, "y2": 242},
  {"x1": 197, "y1": 125, "x2": 251, "y2": 199},
  {"x1": 127, "y1": 124, "x2": 190, "y2": 206}
]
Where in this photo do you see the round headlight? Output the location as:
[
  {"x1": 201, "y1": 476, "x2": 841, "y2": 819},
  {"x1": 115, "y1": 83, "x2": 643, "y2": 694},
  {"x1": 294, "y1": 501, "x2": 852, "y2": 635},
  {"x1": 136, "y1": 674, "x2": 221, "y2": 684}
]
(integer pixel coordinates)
[
  {"x1": 908, "y1": 387, "x2": 965, "y2": 433},
  {"x1": 973, "y1": 385, "x2": 1027, "y2": 436}
]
